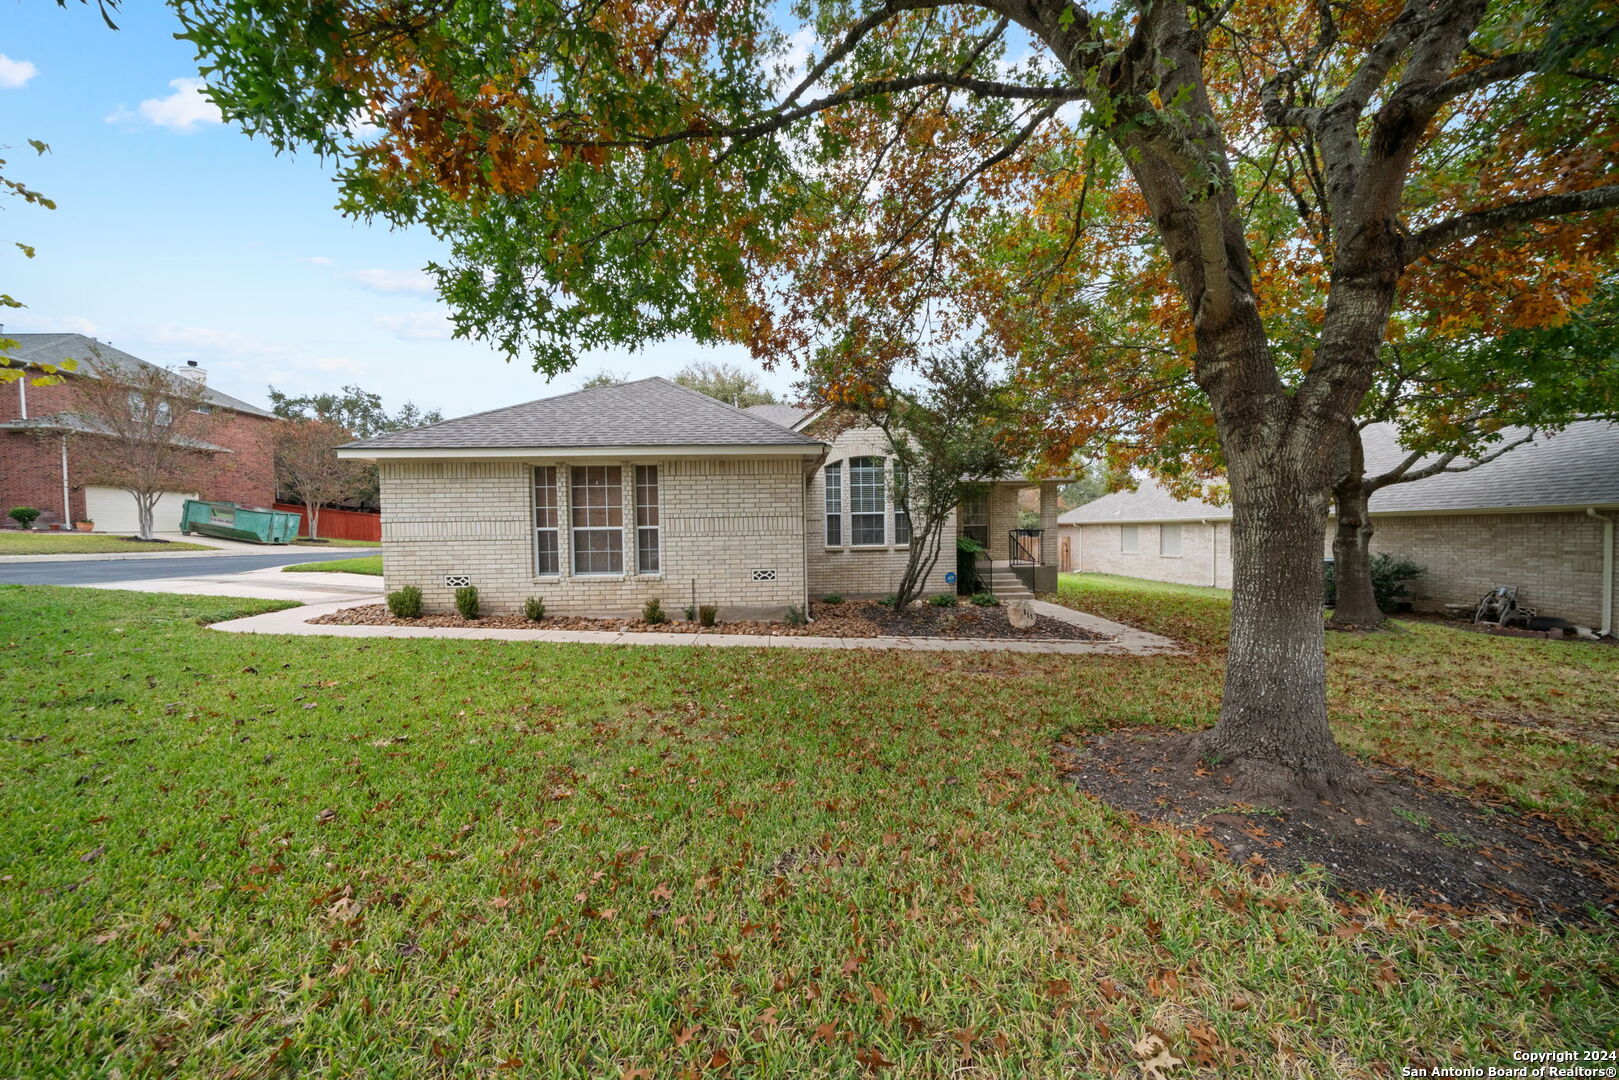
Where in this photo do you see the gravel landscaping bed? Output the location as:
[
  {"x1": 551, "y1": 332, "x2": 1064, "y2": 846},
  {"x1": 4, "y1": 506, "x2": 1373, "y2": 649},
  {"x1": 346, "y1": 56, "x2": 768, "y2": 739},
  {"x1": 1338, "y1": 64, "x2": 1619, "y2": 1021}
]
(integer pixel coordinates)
[{"x1": 311, "y1": 599, "x2": 1110, "y2": 641}]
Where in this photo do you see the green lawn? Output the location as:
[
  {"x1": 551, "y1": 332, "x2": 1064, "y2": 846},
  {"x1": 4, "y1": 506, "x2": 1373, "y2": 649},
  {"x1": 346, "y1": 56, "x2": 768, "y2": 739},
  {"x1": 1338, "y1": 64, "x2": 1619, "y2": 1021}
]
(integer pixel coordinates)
[
  {"x1": 293, "y1": 537, "x2": 381, "y2": 548},
  {"x1": 0, "y1": 532, "x2": 214, "y2": 555},
  {"x1": 0, "y1": 580, "x2": 1613, "y2": 1077},
  {"x1": 281, "y1": 555, "x2": 383, "y2": 575}
]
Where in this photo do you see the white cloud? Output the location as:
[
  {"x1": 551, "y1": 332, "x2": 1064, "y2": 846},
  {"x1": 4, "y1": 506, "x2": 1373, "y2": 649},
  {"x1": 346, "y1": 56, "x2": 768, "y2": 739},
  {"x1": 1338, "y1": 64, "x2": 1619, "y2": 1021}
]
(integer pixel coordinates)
[
  {"x1": 0, "y1": 54, "x2": 38, "y2": 90},
  {"x1": 22, "y1": 315, "x2": 99, "y2": 335},
  {"x1": 374, "y1": 311, "x2": 453, "y2": 341},
  {"x1": 106, "y1": 77, "x2": 222, "y2": 132},
  {"x1": 348, "y1": 268, "x2": 436, "y2": 296},
  {"x1": 135, "y1": 324, "x2": 284, "y2": 360},
  {"x1": 293, "y1": 355, "x2": 370, "y2": 373},
  {"x1": 303, "y1": 255, "x2": 334, "y2": 266}
]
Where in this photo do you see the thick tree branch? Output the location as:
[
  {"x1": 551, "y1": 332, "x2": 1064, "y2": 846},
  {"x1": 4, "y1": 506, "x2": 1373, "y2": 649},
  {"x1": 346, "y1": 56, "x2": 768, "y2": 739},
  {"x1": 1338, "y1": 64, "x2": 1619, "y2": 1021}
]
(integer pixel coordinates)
[
  {"x1": 1408, "y1": 184, "x2": 1619, "y2": 260},
  {"x1": 565, "y1": 71, "x2": 1087, "y2": 150}
]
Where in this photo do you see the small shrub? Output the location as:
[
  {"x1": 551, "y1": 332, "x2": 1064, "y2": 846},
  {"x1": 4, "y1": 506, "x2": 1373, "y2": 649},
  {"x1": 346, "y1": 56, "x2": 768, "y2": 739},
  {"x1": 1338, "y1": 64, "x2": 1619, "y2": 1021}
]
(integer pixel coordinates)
[
  {"x1": 643, "y1": 598, "x2": 667, "y2": 625},
  {"x1": 819, "y1": 594, "x2": 844, "y2": 605},
  {"x1": 927, "y1": 594, "x2": 958, "y2": 607},
  {"x1": 523, "y1": 596, "x2": 546, "y2": 622},
  {"x1": 683, "y1": 604, "x2": 696, "y2": 622},
  {"x1": 1325, "y1": 553, "x2": 1427, "y2": 612},
  {"x1": 970, "y1": 592, "x2": 1000, "y2": 607},
  {"x1": 878, "y1": 594, "x2": 898, "y2": 608},
  {"x1": 454, "y1": 585, "x2": 480, "y2": 620},
  {"x1": 785, "y1": 604, "x2": 807, "y2": 627},
  {"x1": 387, "y1": 585, "x2": 423, "y2": 619},
  {"x1": 698, "y1": 604, "x2": 718, "y2": 628},
  {"x1": 8, "y1": 507, "x2": 41, "y2": 529}
]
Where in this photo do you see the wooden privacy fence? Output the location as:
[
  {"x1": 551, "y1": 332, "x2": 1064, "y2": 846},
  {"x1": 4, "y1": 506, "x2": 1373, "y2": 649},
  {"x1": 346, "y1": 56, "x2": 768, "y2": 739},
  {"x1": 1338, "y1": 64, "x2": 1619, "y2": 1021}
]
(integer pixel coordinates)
[{"x1": 273, "y1": 502, "x2": 382, "y2": 542}]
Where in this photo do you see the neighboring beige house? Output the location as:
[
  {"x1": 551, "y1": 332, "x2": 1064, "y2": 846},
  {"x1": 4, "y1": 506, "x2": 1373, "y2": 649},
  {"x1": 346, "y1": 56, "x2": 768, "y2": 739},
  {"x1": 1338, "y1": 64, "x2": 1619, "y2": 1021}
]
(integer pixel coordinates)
[
  {"x1": 340, "y1": 378, "x2": 1062, "y2": 618},
  {"x1": 1058, "y1": 421, "x2": 1619, "y2": 634}
]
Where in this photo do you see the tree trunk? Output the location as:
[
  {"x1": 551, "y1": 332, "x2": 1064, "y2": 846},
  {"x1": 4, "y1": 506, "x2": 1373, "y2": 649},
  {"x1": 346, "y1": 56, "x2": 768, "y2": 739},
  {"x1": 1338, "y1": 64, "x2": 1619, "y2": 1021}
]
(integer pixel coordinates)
[
  {"x1": 1329, "y1": 478, "x2": 1383, "y2": 628},
  {"x1": 308, "y1": 504, "x2": 321, "y2": 542},
  {"x1": 1193, "y1": 455, "x2": 1360, "y2": 796},
  {"x1": 135, "y1": 493, "x2": 156, "y2": 541}
]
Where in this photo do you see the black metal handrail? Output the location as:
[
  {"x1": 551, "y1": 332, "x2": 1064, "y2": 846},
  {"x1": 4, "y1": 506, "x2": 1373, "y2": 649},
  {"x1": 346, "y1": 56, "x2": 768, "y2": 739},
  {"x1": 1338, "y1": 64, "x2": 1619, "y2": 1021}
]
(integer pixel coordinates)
[{"x1": 1009, "y1": 528, "x2": 1042, "y2": 567}]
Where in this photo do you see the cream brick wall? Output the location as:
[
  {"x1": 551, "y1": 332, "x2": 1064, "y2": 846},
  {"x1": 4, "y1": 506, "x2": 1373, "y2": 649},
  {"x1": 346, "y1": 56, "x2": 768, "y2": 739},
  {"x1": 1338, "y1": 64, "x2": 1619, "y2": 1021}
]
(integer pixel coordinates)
[
  {"x1": 1065, "y1": 520, "x2": 1229, "y2": 588},
  {"x1": 803, "y1": 425, "x2": 954, "y2": 598},
  {"x1": 1064, "y1": 510, "x2": 1615, "y2": 627},
  {"x1": 379, "y1": 456, "x2": 809, "y2": 618}
]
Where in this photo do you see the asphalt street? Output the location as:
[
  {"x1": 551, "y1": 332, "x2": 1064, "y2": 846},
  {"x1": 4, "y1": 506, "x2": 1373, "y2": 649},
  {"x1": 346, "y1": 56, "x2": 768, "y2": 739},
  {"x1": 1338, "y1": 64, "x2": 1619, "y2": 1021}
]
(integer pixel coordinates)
[{"x1": 0, "y1": 548, "x2": 376, "y2": 586}]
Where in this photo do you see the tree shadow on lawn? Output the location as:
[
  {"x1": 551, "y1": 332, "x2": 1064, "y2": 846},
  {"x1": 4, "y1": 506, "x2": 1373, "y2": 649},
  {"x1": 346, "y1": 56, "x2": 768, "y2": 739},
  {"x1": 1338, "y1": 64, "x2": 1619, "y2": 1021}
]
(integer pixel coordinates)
[{"x1": 1057, "y1": 728, "x2": 1618, "y2": 927}]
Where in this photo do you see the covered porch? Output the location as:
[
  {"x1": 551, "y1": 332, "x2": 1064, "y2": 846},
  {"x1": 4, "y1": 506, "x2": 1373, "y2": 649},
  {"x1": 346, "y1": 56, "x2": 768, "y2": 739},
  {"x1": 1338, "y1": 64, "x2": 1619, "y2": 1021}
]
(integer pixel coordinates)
[{"x1": 959, "y1": 479, "x2": 1065, "y2": 597}]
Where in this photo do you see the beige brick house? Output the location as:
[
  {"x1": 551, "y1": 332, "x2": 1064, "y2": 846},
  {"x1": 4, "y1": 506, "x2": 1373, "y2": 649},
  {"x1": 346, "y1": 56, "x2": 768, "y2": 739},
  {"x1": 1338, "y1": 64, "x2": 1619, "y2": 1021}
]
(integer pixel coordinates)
[
  {"x1": 1058, "y1": 421, "x2": 1619, "y2": 635},
  {"x1": 341, "y1": 379, "x2": 1062, "y2": 619}
]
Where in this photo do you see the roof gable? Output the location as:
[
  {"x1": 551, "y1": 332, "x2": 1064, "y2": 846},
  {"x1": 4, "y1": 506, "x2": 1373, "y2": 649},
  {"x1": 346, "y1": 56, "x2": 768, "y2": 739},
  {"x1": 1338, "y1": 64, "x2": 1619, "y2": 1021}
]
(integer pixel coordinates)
[
  {"x1": 344, "y1": 377, "x2": 826, "y2": 452},
  {"x1": 4, "y1": 333, "x2": 273, "y2": 418}
]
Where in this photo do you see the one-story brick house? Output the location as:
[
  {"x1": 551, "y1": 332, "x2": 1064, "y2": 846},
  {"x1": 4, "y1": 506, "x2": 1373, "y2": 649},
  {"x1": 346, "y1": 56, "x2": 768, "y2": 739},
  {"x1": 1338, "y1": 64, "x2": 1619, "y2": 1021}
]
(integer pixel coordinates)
[
  {"x1": 1, "y1": 333, "x2": 277, "y2": 531},
  {"x1": 340, "y1": 378, "x2": 1062, "y2": 618},
  {"x1": 1058, "y1": 421, "x2": 1619, "y2": 634}
]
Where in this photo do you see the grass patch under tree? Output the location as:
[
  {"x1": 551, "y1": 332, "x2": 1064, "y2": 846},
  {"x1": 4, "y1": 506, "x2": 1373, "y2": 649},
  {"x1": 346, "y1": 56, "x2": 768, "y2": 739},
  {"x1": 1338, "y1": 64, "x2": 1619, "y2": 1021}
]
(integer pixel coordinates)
[{"x1": 0, "y1": 578, "x2": 1612, "y2": 1076}]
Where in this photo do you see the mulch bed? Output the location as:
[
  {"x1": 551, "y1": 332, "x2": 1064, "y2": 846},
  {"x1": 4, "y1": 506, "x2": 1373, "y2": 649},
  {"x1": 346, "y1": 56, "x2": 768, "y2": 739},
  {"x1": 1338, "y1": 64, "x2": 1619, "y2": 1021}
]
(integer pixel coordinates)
[
  {"x1": 311, "y1": 599, "x2": 1109, "y2": 642},
  {"x1": 1057, "y1": 728, "x2": 1619, "y2": 926}
]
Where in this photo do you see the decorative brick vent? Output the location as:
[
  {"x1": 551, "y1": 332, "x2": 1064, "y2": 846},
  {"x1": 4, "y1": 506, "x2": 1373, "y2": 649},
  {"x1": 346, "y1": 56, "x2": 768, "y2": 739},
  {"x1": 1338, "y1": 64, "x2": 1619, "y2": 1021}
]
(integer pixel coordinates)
[
  {"x1": 444, "y1": 575, "x2": 472, "y2": 588},
  {"x1": 751, "y1": 568, "x2": 777, "y2": 582}
]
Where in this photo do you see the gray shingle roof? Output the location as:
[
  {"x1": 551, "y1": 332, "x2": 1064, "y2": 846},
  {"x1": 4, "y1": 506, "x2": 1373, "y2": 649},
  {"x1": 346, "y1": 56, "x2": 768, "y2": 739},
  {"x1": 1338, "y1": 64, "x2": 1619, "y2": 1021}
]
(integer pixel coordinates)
[
  {"x1": 1060, "y1": 420, "x2": 1619, "y2": 524},
  {"x1": 742, "y1": 403, "x2": 815, "y2": 430},
  {"x1": 3, "y1": 333, "x2": 274, "y2": 417},
  {"x1": 344, "y1": 377, "x2": 826, "y2": 451}
]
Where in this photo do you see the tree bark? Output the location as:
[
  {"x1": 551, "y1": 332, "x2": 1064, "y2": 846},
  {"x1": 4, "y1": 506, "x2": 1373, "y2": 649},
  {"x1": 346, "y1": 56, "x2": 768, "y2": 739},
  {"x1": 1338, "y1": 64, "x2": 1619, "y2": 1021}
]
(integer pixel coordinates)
[
  {"x1": 1194, "y1": 452, "x2": 1360, "y2": 795},
  {"x1": 1329, "y1": 429, "x2": 1384, "y2": 628},
  {"x1": 136, "y1": 492, "x2": 155, "y2": 541}
]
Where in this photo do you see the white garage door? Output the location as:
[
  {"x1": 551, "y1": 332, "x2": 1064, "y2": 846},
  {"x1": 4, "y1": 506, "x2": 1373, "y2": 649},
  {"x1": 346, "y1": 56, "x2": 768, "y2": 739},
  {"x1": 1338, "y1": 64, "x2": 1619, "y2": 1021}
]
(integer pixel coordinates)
[{"x1": 83, "y1": 486, "x2": 198, "y2": 535}]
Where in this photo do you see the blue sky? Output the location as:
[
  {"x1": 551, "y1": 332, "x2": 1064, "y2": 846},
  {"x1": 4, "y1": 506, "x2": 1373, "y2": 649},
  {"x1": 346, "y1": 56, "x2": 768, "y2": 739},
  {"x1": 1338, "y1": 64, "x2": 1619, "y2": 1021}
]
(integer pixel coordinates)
[{"x1": 3, "y1": 2, "x2": 794, "y2": 417}]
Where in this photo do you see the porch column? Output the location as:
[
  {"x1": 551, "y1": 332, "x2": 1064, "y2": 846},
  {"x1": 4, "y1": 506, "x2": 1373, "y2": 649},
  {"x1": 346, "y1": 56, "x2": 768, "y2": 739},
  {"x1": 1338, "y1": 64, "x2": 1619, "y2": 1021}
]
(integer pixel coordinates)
[{"x1": 1039, "y1": 482, "x2": 1060, "y2": 566}]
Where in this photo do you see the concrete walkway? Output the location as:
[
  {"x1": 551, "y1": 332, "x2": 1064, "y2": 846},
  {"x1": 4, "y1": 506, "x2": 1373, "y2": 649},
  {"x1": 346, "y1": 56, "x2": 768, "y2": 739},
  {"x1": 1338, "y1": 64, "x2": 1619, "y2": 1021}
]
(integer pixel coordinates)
[{"x1": 210, "y1": 597, "x2": 1180, "y2": 655}]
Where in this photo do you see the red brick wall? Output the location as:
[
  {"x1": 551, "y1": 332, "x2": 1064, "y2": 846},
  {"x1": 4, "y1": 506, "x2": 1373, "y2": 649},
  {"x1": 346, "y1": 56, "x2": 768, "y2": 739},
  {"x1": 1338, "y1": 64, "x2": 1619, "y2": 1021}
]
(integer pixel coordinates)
[{"x1": 0, "y1": 371, "x2": 277, "y2": 526}]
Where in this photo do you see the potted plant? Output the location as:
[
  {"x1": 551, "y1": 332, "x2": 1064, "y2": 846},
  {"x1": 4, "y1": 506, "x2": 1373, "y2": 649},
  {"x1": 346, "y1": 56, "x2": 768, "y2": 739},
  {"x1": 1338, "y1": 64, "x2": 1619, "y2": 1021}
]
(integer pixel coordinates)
[
  {"x1": 7, "y1": 507, "x2": 41, "y2": 531},
  {"x1": 74, "y1": 520, "x2": 94, "y2": 532}
]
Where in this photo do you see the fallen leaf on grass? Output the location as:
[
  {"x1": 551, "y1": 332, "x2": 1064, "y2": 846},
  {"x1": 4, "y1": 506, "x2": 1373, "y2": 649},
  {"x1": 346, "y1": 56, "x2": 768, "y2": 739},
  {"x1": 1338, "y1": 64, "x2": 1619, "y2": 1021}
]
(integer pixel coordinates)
[
  {"x1": 327, "y1": 897, "x2": 363, "y2": 922},
  {"x1": 1133, "y1": 1033, "x2": 1183, "y2": 1080}
]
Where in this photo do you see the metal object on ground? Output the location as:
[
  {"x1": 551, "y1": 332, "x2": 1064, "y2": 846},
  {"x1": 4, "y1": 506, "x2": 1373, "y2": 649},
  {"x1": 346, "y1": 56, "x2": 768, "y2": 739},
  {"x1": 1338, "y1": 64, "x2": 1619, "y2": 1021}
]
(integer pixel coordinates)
[{"x1": 180, "y1": 500, "x2": 300, "y2": 544}]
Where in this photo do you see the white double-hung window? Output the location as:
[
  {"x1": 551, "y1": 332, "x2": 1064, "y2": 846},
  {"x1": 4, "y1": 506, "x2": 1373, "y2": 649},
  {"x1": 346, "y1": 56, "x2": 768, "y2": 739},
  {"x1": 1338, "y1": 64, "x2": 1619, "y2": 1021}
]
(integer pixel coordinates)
[
  {"x1": 571, "y1": 465, "x2": 623, "y2": 574},
  {"x1": 533, "y1": 466, "x2": 560, "y2": 575},
  {"x1": 824, "y1": 462, "x2": 843, "y2": 546},
  {"x1": 849, "y1": 456, "x2": 886, "y2": 546},
  {"x1": 892, "y1": 460, "x2": 911, "y2": 546},
  {"x1": 635, "y1": 465, "x2": 660, "y2": 574}
]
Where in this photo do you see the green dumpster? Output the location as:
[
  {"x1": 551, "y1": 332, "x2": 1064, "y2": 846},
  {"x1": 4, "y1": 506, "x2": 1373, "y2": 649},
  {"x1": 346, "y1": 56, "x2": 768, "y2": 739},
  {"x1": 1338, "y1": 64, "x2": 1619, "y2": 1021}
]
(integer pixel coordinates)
[{"x1": 179, "y1": 500, "x2": 301, "y2": 544}]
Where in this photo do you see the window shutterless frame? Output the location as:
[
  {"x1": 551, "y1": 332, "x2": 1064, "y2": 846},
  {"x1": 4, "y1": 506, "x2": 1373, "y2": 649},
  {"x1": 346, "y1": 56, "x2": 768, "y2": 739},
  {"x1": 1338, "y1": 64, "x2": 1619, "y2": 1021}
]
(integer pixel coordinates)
[
  {"x1": 533, "y1": 465, "x2": 560, "y2": 575},
  {"x1": 849, "y1": 456, "x2": 885, "y2": 546},
  {"x1": 892, "y1": 460, "x2": 911, "y2": 546},
  {"x1": 824, "y1": 462, "x2": 843, "y2": 546},
  {"x1": 634, "y1": 464, "x2": 660, "y2": 574},
  {"x1": 571, "y1": 465, "x2": 624, "y2": 574},
  {"x1": 960, "y1": 490, "x2": 989, "y2": 549}
]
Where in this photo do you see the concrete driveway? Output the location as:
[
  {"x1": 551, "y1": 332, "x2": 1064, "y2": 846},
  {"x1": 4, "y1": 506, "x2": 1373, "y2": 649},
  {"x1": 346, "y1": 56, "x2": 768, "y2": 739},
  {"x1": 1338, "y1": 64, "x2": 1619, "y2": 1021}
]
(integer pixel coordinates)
[{"x1": 0, "y1": 546, "x2": 382, "y2": 603}]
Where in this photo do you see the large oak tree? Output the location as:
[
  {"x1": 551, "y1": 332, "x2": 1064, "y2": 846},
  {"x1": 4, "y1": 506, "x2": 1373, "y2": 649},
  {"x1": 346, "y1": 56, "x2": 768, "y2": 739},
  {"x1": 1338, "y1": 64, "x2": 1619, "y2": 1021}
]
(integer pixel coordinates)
[{"x1": 175, "y1": 0, "x2": 1619, "y2": 799}]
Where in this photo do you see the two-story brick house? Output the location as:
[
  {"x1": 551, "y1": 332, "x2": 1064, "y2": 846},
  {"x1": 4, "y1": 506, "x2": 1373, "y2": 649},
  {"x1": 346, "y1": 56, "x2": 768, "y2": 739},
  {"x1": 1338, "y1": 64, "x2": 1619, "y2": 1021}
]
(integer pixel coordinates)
[{"x1": 1, "y1": 333, "x2": 277, "y2": 532}]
